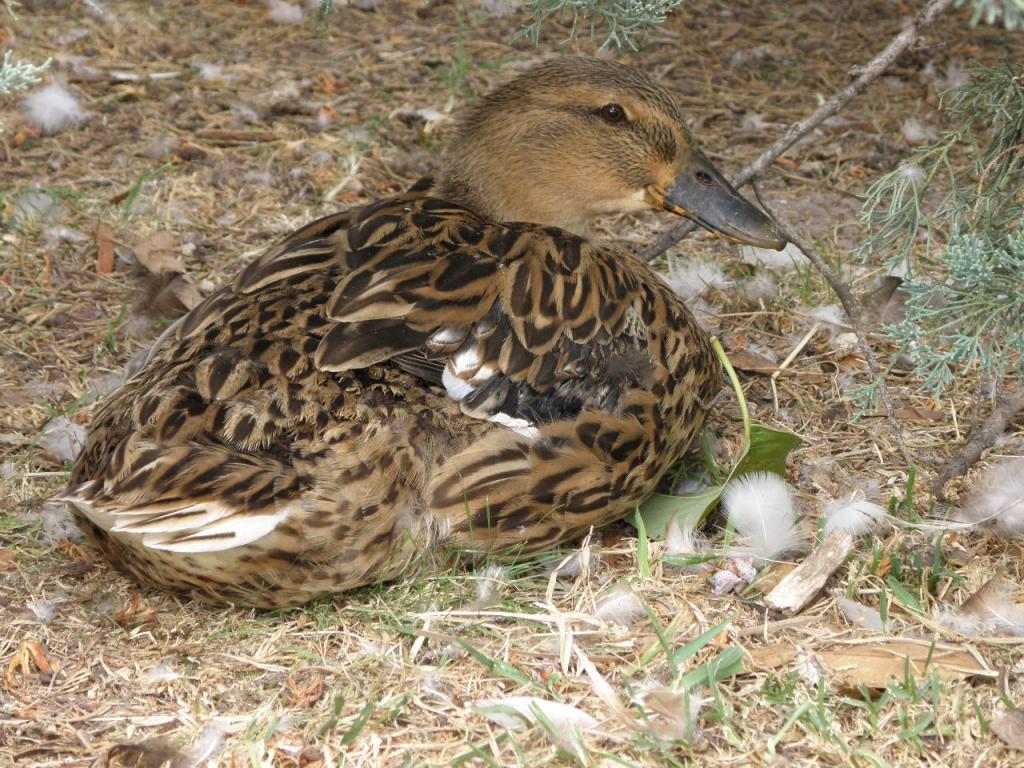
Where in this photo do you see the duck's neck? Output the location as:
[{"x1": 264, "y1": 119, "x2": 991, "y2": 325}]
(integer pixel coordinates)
[{"x1": 434, "y1": 165, "x2": 591, "y2": 235}]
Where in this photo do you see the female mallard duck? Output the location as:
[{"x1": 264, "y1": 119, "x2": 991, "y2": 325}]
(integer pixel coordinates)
[{"x1": 65, "y1": 57, "x2": 784, "y2": 608}]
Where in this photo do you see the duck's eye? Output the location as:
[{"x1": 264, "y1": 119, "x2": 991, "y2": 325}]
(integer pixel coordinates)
[{"x1": 597, "y1": 104, "x2": 627, "y2": 124}]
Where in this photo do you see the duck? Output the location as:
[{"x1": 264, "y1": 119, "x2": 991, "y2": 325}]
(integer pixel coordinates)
[{"x1": 64, "y1": 57, "x2": 785, "y2": 608}]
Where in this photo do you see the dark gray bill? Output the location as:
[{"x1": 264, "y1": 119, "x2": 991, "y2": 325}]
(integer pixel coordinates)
[{"x1": 659, "y1": 149, "x2": 786, "y2": 250}]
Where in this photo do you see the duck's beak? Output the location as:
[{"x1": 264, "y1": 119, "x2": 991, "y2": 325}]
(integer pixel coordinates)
[{"x1": 647, "y1": 149, "x2": 786, "y2": 250}]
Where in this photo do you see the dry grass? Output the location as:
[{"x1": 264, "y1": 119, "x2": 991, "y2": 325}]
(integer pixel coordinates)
[{"x1": 2, "y1": 1, "x2": 1023, "y2": 766}]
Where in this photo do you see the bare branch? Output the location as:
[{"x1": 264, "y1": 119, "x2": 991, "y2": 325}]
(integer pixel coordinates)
[
  {"x1": 932, "y1": 388, "x2": 1024, "y2": 499},
  {"x1": 641, "y1": 0, "x2": 957, "y2": 262},
  {"x1": 753, "y1": 183, "x2": 913, "y2": 467}
]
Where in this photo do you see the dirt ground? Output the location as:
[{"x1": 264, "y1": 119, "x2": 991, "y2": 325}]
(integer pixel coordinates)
[{"x1": 1, "y1": 1, "x2": 1023, "y2": 766}]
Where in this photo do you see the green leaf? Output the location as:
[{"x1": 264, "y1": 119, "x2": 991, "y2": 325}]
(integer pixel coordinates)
[
  {"x1": 885, "y1": 576, "x2": 924, "y2": 614},
  {"x1": 678, "y1": 646, "x2": 746, "y2": 689},
  {"x1": 732, "y1": 425, "x2": 802, "y2": 479},
  {"x1": 635, "y1": 338, "x2": 801, "y2": 539},
  {"x1": 634, "y1": 487, "x2": 721, "y2": 540},
  {"x1": 633, "y1": 508, "x2": 651, "y2": 578},
  {"x1": 339, "y1": 702, "x2": 373, "y2": 746},
  {"x1": 456, "y1": 638, "x2": 540, "y2": 691},
  {"x1": 669, "y1": 617, "x2": 733, "y2": 666}
]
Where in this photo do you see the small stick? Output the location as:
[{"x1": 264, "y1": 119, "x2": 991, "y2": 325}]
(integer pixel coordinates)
[
  {"x1": 753, "y1": 185, "x2": 912, "y2": 466},
  {"x1": 932, "y1": 388, "x2": 1024, "y2": 499},
  {"x1": 765, "y1": 530, "x2": 855, "y2": 614},
  {"x1": 771, "y1": 322, "x2": 819, "y2": 414},
  {"x1": 640, "y1": 0, "x2": 956, "y2": 262}
]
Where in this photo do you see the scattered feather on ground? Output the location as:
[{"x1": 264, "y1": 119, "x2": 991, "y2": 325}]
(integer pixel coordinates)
[
  {"x1": 266, "y1": 0, "x2": 304, "y2": 24},
  {"x1": 593, "y1": 585, "x2": 645, "y2": 627},
  {"x1": 936, "y1": 575, "x2": 1024, "y2": 638},
  {"x1": 22, "y1": 82, "x2": 84, "y2": 134},
  {"x1": 473, "y1": 697, "x2": 595, "y2": 756},
  {"x1": 722, "y1": 472, "x2": 806, "y2": 563},
  {"x1": 823, "y1": 490, "x2": 887, "y2": 537},
  {"x1": 664, "y1": 257, "x2": 731, "y2": 299},
  {"x1": 738, "y1": 241, "x2": 806, "y2": 270},
  {"x1": 836, "y1": 593, "x2": 885, "y2": 631},
  {"x1": 957, "y1": 457, "x2": 1024, "y2": 537}
]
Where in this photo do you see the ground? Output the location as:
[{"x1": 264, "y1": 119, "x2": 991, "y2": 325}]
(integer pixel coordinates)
[{"x1": 1, "y1": 1, "x2": 1023, "y2": 766}]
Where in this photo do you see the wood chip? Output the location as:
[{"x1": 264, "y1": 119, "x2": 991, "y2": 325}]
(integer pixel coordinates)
[{"x1": 765, "y1": 530, "x2": 854, "y2": 614}]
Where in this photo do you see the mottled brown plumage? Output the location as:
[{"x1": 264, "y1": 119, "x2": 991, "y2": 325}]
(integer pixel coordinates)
[{"x1": 65, "y1": 57, "x2": 783, "y2": 607}]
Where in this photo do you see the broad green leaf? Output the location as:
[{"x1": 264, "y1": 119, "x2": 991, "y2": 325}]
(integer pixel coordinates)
[
  {"x1": 636, "y1": 337, "x2": 801, "y2": 539},
  {"x1": 636, "y1": 486, "x2": 722, "y2": 540},
  {"x1": 731, "y1": 425, "x2": 802, "y2": 479}
]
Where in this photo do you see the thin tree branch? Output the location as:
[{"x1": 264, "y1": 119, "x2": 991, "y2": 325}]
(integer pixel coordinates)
[
  {"x1": 640, "y1": 0, "x2": 957, "y2": 262},
  {"x1": 752, "y1": 182, "x2": 913, "y2": 467},
  {"x1": 932, "y1": 388, "x2": 1024, "y2": 499}
]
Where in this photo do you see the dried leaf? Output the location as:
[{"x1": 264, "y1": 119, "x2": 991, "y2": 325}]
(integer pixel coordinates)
[
  {"x1": 747, "y1": 639, "x2": 994, "y2": 693},
  {"x1": 0, "y1": 548, "x2": 17, "y2": 571},
  {"x1": 96, "y1": 221, "x2": 115, "y2": 274},
  {"x1": 991, "y1": 709, "x2": 1024, "y2": 751},
  {"x1": 132, "y1": 231, "x2": 184, "y2": 275},
  {"x1": 5, "y1": 639, "x2": 53, "y2": 685},
  {"x1": 286, "y1": 673, "x2": 324, "y2": 709},
  {"x1": 132, "y1": 271, "x2": 202, "y2": 321},
  {"x1": 726, "y1": 349, "x2": 777, "y2": 375},
  {"x1": 113, "y1": 592, "x2": 158, "y2": 628}
]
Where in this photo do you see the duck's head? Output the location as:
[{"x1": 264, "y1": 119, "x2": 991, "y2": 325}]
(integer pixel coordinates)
[{"x1": 437, "y1": 56, "x2": 785, "y2": 248}]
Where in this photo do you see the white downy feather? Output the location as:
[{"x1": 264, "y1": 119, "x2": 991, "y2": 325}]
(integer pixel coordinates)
[
  {"x1": 835, "y1": 593, "x2": 884, "y2": 631},
  {"x1": 266, "y1": 0, "x2": 303, "y2": 23},
  {"x1": 664, "y1": 258, "x2": 731, "y2": 300},
  {"x1": 23, "y1": 83, "x2": 83, "y2": 134},
  {"x1": 722, "y1": 472, "x2": 805, "y2": 563},
  {"x1": 823, "y1": 490, "x2": 887, "y2": 537},
  {"x1": 957, "y1": 458, "x2": 1024, "y2": 537},
  {"x1": 593, "y1": 586, "x2": 645, "y2": 627},
  {"x1": 473, "y1": 696, "x2": 596, "y2": 755},
  {"x1": 738, "y1": 241, "x2": 805, "y2": 270},
  {"x1": 472, "y1": 564, "x2": 506, "y2": 606},
  {"x1": 664, "y1": 512, "x2": 708, "y2": 557}
]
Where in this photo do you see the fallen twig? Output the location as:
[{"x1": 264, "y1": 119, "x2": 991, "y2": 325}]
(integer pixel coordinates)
[
  {"x1": 765, "y1": 530, "x2": 854, "y2": 614},
  {"x1": 640, "y1": 0, "x2": 956, "y2": 261},
  {"x1": 932, "y1": 388, "x2": 1024, "y2": 499},
  {"x1": 753, "y1": 184, "x2": 912, "y2": 466},
  {"x1": 194, "y1": 128, "x2": 282, "y2": 144}
]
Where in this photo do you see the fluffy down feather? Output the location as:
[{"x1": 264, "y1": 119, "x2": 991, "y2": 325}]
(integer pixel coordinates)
[
  {"x1": 23, "y1": 83, "x2": 83, "y2": 134},
  {"x1": 823, "y1": 490, "x2": 887, "y2": 537},
  {"x1": 957, "y1": 458, "x2": 1024, "y2": 537},
  {"x1": 722, "y1": 472, "x2": 805, "y2": 563}
]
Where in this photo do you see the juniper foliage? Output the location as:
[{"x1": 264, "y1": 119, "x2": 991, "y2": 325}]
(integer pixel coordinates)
[
  {"x1": 858, "y1": 63, "x2": 1024, "y2": 400},
  {"x1": 0, "y1": 50, "x2": 50, "y2": 97},
  {"x1": 522, "y1": 0, "x2": 687, "y2": 49},
  {"x1": 956, "y1": 0, "x2": 1024, "y2": 29}
]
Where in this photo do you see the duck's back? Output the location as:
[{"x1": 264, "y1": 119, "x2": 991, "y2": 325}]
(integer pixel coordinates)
[{"x1": 67, "y1": 187, "x2": 720, "y2": 607}]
